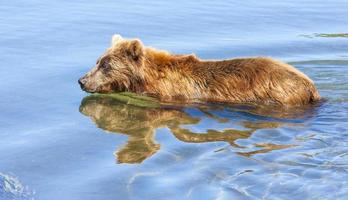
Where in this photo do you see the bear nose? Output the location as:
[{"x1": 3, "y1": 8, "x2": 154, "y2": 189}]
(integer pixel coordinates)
[{"x1": 78, "y1": 77, "x2": 87, "y2": 87}]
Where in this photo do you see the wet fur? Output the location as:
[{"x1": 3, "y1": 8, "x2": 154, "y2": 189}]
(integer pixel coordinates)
[{"x1": 79, "y1": 35, "x2": 320, "y2": 106}]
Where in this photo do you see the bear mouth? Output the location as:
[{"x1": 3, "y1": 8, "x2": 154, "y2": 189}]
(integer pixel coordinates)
[
  {"x1": 84, "y1": 88, "x2": 97, "y2": 93},
  {"x1": 79, "y1": 83, "x2": 97, "y2": 93}
]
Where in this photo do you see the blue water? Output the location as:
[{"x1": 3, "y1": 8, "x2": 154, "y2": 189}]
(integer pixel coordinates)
[{"x1": 1, "y1": 0, "x2": 348, "y2": 199}]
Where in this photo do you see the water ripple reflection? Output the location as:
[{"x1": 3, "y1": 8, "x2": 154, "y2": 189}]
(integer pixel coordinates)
[
  {"x1": 78, "y1": 93, "x2": 348, "y2": 199},
  {"x1": 79, "y1": 95, "x2": 310, "y2": 164}
]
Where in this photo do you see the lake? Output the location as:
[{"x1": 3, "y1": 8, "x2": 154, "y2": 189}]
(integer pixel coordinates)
[{"x1": 0, "y1": 0, "x2": 348, "y2": 199}]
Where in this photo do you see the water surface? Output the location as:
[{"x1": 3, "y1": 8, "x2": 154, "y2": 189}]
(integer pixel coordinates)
[{"x1": 1, "y1": 0, "x2": 348, "y2": 199}]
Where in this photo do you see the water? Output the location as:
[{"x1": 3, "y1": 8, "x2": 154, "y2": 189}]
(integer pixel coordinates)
[{"x1": 1, "y1": 0, "x2": 348, "y2": 199}]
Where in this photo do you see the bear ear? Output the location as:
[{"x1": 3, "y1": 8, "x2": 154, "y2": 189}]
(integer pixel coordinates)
[
  {"x1": 127, "y1": 39, "x2": 144, "y2": 62},
  {"x1": 111, "y1": 34, "x2": 123, "y2": 46}
]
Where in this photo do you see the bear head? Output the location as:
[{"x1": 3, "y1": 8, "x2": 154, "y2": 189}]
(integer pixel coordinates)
[{"x1": 78, "y1": 34, "x2": 146, "y2": 93}]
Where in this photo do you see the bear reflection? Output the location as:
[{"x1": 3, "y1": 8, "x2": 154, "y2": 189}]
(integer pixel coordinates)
[
  {"x1": 80, "y1": 95, "x2": 200, "y2": 163},
  {"x1": 80, "y1": 95, "x2": 290, "y2": 164}
]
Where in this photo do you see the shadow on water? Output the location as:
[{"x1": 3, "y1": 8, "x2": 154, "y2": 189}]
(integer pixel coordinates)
[{"x1": 79, "y1": 95, "x2": 319, "y2": 164}]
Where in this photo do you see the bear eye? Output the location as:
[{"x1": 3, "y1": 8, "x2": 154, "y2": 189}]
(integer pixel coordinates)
[
  {"x1": 101, "y1": 61, "x2": 109, "y2": 68},
  {"x1": 99, "y1": 59, "x2": 112, "y2": 74}
]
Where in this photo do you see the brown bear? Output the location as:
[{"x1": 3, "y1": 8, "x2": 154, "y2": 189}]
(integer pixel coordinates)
[{"x1": 78, "y1": 34, "x2": 320, "y2": 106}]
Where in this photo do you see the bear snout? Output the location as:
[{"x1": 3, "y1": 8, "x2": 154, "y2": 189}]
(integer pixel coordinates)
[
  {"x1": 78, "y1": 77, "x2": 87, "y2": 89},
  {"x1": 78, "y1": 76, "x2": 98, "y2": 93}
]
